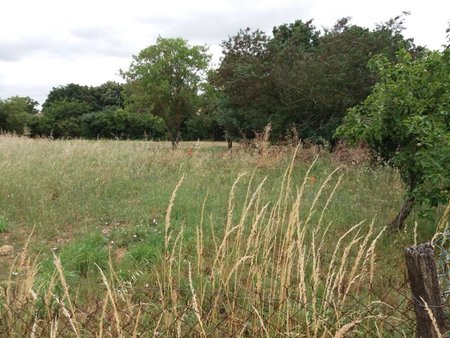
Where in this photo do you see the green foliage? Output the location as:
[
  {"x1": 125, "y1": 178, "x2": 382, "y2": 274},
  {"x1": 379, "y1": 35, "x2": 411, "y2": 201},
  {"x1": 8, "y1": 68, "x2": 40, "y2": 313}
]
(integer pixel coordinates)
[
  {"x1": 92, "y1": 81, "x2": 125, "y2": 109},
  {"x1": 60, "y1": 232, "x2": 109, "y2": 277},
  {"x1": 41, "y1": 99, "x2": 90, "y2": 137},
  {"x1": 212, "y1": 28, "x2": 273, "y2": 140},
  {"x1": 42, "y1": 83, "x2": 98, "y2": 112},
  {"x1": 0, "y1": 96, "x2": 38, "y2": 134},
  {"x1": 119, "y1": 238, "x2": 163, "y2": 273},
  {"x1": 34, "y1": 82, "x2": 166, "y2": 140},
  {"x1": 122, "y1": 37, "x2": 211, "y2": 148},
  {"x1": 80, "y1": 108, "x2": 166, "y2": 140},
  {"x1": 212, "y1": 16, "x2": 417, "y2": 144},
  {"x1": 40, "y1": 232, "x2": 109, "y2": 280},
  {"x1": 109, "y1": 223, "x2": 162, "y2": 248},
  {"x1": 269, "y1": 16, "x2": 416, "y2": 142},
  {"x1": 0, "y1": 218, "x2": 7, "y2": 233},
  {"x1": 337, "y1": 48, "x2": 450, "y2": 217},
  {"x1": 3, "y1": 15, "x2": 433, "y2": 146}
]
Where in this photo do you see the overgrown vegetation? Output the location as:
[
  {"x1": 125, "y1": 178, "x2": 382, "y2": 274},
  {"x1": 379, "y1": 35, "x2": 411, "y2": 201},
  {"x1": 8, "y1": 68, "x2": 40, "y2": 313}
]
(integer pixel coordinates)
[
  {"x1": 2, "y1": 136, "x2": 442, "y2": 336},
  {"x1": 2, "y1": 15, "x2": 447, "y2": 224},
  {"x1": 0, "y1": 13, "x2": 448, "y2": 336},
  {"x1": 337, "y1": 48, "x2": 450, "y2": 230}
]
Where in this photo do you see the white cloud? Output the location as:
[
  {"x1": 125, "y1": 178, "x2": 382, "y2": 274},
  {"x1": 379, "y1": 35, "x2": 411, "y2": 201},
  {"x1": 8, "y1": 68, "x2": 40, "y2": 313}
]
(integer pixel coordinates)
[{"x1": 0, "y1": 0, "x2": 448, "y2": 104}]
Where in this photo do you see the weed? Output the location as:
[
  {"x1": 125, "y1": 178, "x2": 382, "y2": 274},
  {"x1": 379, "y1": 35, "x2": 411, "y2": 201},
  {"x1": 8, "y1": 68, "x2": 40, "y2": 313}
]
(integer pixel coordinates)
[
  {"x1": 0, "y1": 218, "x2": 7, "y2": 233},
  {"x1": 39, "y1": 231, "x2": 109, "y2": 282}
]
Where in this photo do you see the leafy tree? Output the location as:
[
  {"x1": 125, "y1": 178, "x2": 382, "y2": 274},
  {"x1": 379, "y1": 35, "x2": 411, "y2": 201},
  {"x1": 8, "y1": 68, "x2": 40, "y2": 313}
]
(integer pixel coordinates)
[
  {"x1": 268, "y1": 20, "x2": 322, "y2": 139},
  {"x1": 271, "y1": 19, "x2": 320, "y2": 52},
  {"x1": 0, "y1": 96, "x2": 38, "y2": 134},
  {"x1": 212, "y1": 28, "x2": 273, "y2": 147},
  {"x1": 80, "y1": 108, "x2": 166, "y2": 140},
  {"x1": 42, "y1": 83, "x2": 98, "y2": 111},
  {"x1": 269, "y1": 17, "x2": 417, "y2": 144},
  {"x1": 213, "y1": 16, "x2": 416, "y2": 146},
  {"x1": 38, "y1": 82, "x2": 128, "y2": 139},
  {"x1": 40, "y1": 99, "x2": 91, "y2": 138},
  {"x1": 336, "y1": 48, "x2": 450, "y2": 230},
  {"x1": 92, "y1": 81, "x2": 124, "y2": 109},
  {"x1": 122, "y1": 37, "x2": 211, "y2": 149}
]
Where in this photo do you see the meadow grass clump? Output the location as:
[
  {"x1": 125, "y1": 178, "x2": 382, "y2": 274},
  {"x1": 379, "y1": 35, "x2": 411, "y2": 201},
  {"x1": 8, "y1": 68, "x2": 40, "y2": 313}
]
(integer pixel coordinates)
[
  {"x1": 38, "y1": 231, "x2": 109, "y2": 284},
  {"x1": 0, "y1": 217, "x2": 7, "y2": 233}
]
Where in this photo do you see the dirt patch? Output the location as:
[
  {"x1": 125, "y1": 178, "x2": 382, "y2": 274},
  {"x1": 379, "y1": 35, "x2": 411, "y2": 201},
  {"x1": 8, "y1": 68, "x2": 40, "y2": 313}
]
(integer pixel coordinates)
[{"x1": 114, "y1": 248, "x2": 127, "y2": 263}]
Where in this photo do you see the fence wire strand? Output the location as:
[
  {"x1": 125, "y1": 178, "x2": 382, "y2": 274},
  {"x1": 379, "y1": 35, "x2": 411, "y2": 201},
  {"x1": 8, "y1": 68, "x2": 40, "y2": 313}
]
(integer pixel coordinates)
[{"x1": 1, "y1": 281, "x2": 417, "y2": 337}]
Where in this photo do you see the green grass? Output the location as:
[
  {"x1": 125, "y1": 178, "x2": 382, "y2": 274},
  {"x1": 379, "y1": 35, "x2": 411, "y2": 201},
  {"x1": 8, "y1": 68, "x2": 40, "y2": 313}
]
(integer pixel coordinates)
[
  {"x1": 0, "y1": 217, "x2": 7, "y2": 233},
  {"x1": 0, "y1": 135, "x2": 439, "y2": 268},
  {"x1": 0, "y1": 135, "x2": 446, "y2": 336}
]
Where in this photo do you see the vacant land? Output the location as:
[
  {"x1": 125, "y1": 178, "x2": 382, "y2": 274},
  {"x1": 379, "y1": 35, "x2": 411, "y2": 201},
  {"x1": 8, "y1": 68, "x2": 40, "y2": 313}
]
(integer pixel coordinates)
[{"x1": 0, "y1": 135, "x2": 443, "y2": 336}]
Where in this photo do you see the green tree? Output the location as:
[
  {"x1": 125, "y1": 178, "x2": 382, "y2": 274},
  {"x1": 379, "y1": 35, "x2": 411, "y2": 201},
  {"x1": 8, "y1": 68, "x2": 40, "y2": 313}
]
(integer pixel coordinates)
[
  {"x1": 336, "y1": 48, "x2": 450, "y2": 230},
  {"x1": 41, "y1": 99, "x2": 91, "y2": 138},
  {"x1": 39, "y1": 82, "x2": 127, "y2": 139},
  {"x1": 92, "y1": 81, "x2": 124, "y2": 109},
  {"x1": 80, "y1": 108, "x2": 166, "y2": 140},
  {"x1": 122, "y1": 37, "x2": 211, "y2": 149},
  {"x1": 0, "y1": 96, "x2": 38, "y2": 134},
  {"x1": 268, "y1": 20, "x2": 322, "y2": 139},
  {"x1": 212, "y1": 28, "x2": 273, "y2": 148},
  {"x1": 269, "y1": 16, "x2": 416, "y2": 144},
  {"x1": 43, "y1": 83, "x2": 98, "y2": 111}
]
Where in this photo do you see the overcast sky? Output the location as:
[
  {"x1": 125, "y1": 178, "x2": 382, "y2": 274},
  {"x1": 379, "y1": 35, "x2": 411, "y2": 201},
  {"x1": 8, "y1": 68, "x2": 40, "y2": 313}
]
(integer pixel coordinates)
[{"x1": 1, "y1": 0, "x2": 449, "y2": 105}]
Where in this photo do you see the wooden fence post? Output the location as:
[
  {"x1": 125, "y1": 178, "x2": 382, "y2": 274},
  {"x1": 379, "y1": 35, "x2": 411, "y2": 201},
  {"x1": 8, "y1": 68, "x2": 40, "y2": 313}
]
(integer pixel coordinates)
[{"x1": 405, "y1": 243, "x2": 447, "y2": 337}]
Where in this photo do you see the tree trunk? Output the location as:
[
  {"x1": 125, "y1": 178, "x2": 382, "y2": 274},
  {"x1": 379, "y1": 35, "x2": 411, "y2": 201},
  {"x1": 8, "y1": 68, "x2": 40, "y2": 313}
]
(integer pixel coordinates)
[
  {"x1": 168, "y1": 129, "x2": 180, "y2": 150},
  {"x1": 390, "y1": 195, "x2": 416, "y2": 231},
  {"x1": 171, "y1": 139, "x2": 178, "y2": 150},
  {"x1": 225, "y1": 129, "x2": 232, "y2": 150}
]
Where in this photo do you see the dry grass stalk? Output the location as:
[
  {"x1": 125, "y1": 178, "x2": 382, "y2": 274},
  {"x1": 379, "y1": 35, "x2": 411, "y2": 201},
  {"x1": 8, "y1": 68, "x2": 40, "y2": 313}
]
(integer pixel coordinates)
[
  {"x1": 422, "y1": 297, "x2": 444, "y2": 338},
  {"x1": 98, "y1": 266, "x2": 123, "y2": 338},
  {"x1": 252, "y1": 305, "x2": 270, "y2": 338},
  {"x1": 437, "y1": 201, "x2": 450, "y2": 231},
  {"x1": 188, "y1": 261, "x2": 207, "y2": 337},
  {"x1": 96, "y1": 292, "x2": 109, "y2": 338},
  {"x1": 333, "y1": 319, "x2": 362, "y2": 338},
  {"x1": 53, "y1": 253, "x2": 81, "y2": 337},
  {"x1": 165, "y1": 175, "x2": 185, "y2": 257},
  {"x1": 131, "y1": 306, "x2": 142, "y2": 338}
]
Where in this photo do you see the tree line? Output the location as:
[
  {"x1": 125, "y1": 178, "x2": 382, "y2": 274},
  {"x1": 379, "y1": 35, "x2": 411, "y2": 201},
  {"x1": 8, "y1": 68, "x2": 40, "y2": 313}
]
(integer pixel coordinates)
[{"x1": 2, "y1": 15, "x2": 422, "y2": 145}]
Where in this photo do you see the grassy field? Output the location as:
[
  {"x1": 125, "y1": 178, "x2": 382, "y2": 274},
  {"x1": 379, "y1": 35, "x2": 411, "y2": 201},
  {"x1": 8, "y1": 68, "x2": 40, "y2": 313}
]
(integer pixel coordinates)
[{"x1": 0, "y1": 135, "x2": 446, "y2": 336}]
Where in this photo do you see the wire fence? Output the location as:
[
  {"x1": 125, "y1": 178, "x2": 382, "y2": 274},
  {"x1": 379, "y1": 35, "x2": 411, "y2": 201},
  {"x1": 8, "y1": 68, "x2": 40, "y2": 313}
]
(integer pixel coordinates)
[
  {"x1": 1, "y1": 280, "x2": 416, "y2": 337},
  {"x1": 433, "y1": 227, "x2": 450, "y2": 329}
]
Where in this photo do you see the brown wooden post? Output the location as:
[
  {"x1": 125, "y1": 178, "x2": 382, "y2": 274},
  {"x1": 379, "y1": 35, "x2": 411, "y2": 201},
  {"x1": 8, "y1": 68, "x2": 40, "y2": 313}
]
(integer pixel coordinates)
[{"x1": 405, "y1": 243, "x2": 447, "y2": 337}]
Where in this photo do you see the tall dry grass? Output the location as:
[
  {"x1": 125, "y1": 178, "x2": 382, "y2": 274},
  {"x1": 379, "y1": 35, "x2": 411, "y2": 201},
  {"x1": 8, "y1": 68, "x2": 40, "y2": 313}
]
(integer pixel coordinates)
[{"x1": 0, "y1": 148, "x2": 410, "y2": 337}]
